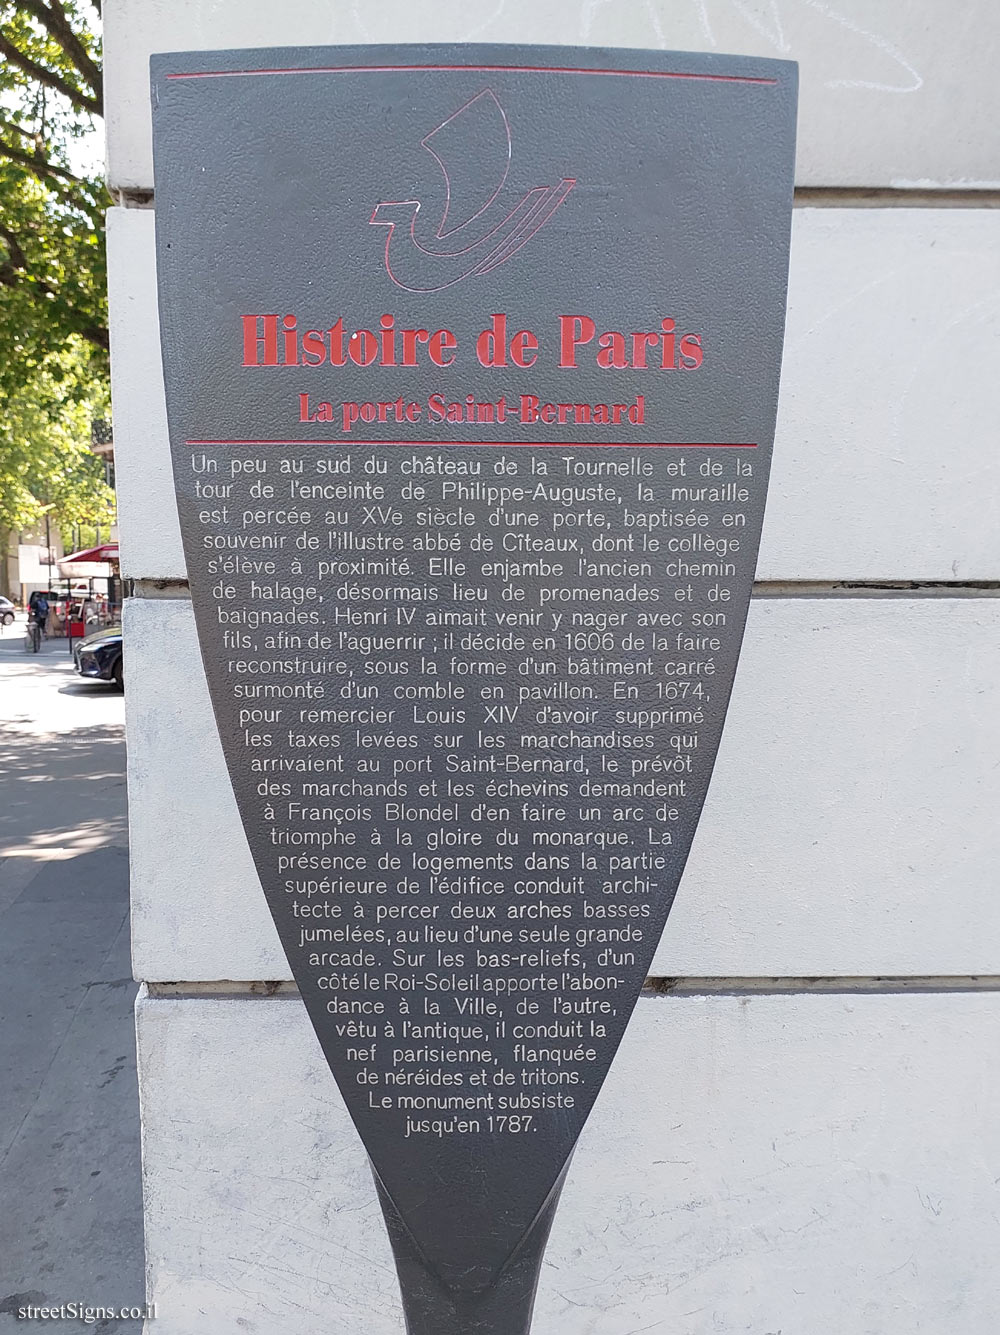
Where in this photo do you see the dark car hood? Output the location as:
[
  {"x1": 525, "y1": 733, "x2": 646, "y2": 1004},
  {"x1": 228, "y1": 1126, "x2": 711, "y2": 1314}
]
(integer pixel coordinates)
[{"x1": 79, "y1": 624, "x2": 122, "y2": 649}]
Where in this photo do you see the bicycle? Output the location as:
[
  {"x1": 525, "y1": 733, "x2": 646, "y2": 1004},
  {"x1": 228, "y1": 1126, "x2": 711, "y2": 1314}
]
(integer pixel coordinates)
[{"x1": 24, "y1": 620, "x2": 42, "y2": 653}]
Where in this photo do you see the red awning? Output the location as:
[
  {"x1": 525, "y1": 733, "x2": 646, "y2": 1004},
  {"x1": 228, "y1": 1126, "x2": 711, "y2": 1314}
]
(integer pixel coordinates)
[{"x1": 59, "y1": 543, "x2": 120, "y2": 566}]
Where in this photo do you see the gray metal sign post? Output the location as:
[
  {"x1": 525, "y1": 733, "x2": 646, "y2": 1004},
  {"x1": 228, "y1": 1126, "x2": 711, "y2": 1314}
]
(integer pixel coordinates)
[{"x1": 152, "y1": 44, "x2": 797, "y2": 1334}]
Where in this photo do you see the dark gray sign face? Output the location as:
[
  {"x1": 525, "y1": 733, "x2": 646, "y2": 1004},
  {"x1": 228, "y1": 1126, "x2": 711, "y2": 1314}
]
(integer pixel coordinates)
[{"x1": 152, "y1": 44, "x2": 796, "y2": 1334}]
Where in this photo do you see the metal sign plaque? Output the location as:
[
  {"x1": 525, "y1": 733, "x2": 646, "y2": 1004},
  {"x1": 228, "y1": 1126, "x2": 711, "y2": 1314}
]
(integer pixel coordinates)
[{"x1": 152, "y1": 44, "x2": 796, "y2": 1334}]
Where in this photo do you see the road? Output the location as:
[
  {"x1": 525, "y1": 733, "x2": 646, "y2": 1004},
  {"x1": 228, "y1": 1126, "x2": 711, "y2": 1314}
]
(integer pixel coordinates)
[{"x1": 0, "y1": 617, "x2": 144, "y2": 1331}]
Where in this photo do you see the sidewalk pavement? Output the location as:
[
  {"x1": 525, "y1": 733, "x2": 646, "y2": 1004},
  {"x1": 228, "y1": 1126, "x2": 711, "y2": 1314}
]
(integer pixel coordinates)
[{"x1": 0, "y1": 618, "x2": 144, "y2": 1332}]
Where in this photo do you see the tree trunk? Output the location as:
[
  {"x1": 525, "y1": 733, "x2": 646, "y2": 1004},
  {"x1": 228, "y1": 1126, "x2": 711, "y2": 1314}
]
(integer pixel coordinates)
[{"x1": 0, "y1": 525, "x2": 13, "y2": 601}]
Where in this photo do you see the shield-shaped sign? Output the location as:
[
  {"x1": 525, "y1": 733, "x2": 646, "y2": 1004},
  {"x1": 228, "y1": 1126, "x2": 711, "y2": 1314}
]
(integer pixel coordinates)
[{"x1": 152, "y1": 44, "x2": 797, "y2": 1334}]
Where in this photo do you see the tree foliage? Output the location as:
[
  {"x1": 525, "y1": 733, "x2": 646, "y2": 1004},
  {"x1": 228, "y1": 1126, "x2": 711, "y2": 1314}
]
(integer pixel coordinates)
[
  {"x1": 0, "y1": 3, "x2": 110, "y2": 591},
  {"x1": 0, "y1": 1, "x2": 107, "y2": 380},
  {"x1": 0, "y1": 335, "x2": 113, "y2": 594},
  {"x1": 0, "y1": 331, "x2": 111, "y2": 518}
]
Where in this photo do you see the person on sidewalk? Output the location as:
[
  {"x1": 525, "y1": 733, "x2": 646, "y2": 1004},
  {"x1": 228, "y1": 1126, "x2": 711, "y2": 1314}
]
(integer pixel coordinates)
[{"x1": 32, "y1": 594, "x2": 49, "y2": 637}]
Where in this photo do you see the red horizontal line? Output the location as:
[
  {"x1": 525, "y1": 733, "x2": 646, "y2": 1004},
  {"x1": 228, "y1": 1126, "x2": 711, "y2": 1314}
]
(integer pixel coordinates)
[
  {"x1": 186, "y1": 439, "x2": 758, "y2": 448},
  {"x1": 166, "y1": 63, "x2": 777, "y2": 87}
]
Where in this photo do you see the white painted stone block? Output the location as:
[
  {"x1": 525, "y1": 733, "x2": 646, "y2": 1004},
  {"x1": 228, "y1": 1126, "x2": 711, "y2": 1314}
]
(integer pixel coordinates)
[
  {"x1": 136, "y1": 988, "x2": 1000, "y2": 1334},
  {"x1": 126, "y1": 595, "x2": 1000, "y2": 982},
  {"x1": 107, "y1": 205, "x2": 1000, "y2": 583},
  {"x1": 767, "y1": 207, "x2": 1000, "y2": 582},
  {"x1": 105, "y1": 0, "x2": 1000, "y2": 191},
  {"x1": 124, "y1": 596, "x2": 268, "y2": 982},
  {"x1": 106, "y1": 209, "x2": 176, "y2": 581}
]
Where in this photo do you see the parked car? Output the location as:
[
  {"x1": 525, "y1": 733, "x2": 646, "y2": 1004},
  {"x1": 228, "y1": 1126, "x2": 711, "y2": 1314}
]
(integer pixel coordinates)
[
  {"x1": 0, "y1": 596, "x2": 15, "y2": 626},
  {"x1": 74, "y1": 623, "x2": 123, "y2": 689}
]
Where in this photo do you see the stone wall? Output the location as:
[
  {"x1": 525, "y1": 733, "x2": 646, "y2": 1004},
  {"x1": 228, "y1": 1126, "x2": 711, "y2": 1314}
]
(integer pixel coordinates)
[{"x1": 106, "y1": 3, "x2": 1000, "y2": 1331}]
